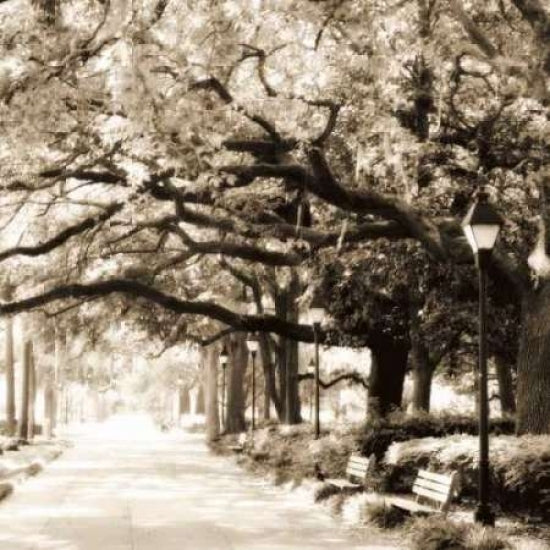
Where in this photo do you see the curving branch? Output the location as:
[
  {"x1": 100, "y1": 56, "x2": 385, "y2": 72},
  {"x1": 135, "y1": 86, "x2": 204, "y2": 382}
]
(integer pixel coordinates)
[
  {"x1": 190, "y1": 77, "x2": 281, "y2": 141},
  {"x1": 170, "y1": 224, "x2": 304, "y2": 266},
  {"x1": 298, "y1": 371, "x2": 368, "y2": 389},
  {"x1": 0, "y1": 203, "x2": 123, "y2": 263},
  {"x1": 0, "y1": 278, "x2": 321, "y2": 343}
]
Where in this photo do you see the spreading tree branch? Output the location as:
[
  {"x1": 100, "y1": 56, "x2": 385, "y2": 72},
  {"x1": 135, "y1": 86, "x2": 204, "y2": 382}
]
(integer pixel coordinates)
[{"x1": 0, "y1": 203, "x2": 122, "y2": 263}]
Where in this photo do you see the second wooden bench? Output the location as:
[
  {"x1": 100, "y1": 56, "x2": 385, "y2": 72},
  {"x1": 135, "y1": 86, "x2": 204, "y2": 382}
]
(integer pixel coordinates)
[{"x1": 387, "y1": 469, "x2": 458, "y2": 516}]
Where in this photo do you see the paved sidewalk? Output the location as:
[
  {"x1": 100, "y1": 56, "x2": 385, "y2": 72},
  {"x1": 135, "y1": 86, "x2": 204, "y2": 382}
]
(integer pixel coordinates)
[{"x1": 0, "y1": 414, "x2": 399, "y2": 550}]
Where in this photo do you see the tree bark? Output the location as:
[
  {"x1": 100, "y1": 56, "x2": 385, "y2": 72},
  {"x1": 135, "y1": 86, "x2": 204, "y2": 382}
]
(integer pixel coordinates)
[
  {"x1": 18, "y1": 341, "x2": 32, "y2": 442},
  {"x1": 225, "y1": 334, "x2": 246, "y2": 433},
  {"x1": 204, "y1": 346, "x2": 220, "y2": 442},
  {"x1": 493, "y1": 353, "x2": 516, "y2": 416},
  {"x1": 516, "y1": 286, "x2": 550, "y2": 434},
  {"x1": 368, "y1": 344, "x2": 408, "y2": 418}
]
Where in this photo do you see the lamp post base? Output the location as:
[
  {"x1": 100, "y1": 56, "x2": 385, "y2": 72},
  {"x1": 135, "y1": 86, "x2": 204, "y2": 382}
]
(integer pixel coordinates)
[{"x1": 474, "y1": 504, "x2": 495, "y2": 526}]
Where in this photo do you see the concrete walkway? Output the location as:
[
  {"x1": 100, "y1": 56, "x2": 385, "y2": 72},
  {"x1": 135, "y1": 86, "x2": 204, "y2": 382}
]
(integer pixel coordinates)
[{"x1": 0, "y1": 414, "x2": 399, "y2": 550}]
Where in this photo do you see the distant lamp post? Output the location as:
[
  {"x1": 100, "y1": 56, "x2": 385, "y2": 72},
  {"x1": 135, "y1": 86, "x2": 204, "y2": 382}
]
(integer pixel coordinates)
[
  {"x1": 462, "y1": 188, "x2": 502, "y2": 527},
  {"x1": 307, "y1": 359, "x2": 315, "y2": 423},
  {"x1": 309, "y1": 294, "x2": 325, "y2": 440},
  {"x1": 219, "y1": 344, "x2": 229, "y2": 431},
  {"x1": 246, "y1": 334, "x2": 260, "y2": 431}
]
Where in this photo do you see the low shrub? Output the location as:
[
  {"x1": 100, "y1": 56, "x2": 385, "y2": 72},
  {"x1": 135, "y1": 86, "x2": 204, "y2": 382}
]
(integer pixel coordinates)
[
  {"x1": 220, "y1": 425, "x2": 358, "y2": 484},
  {"x1": 408, "y1": 516, "x2": 466, "y2": 550},
  {"x1": 408, "y1": 517, "x2": 512, "y2": 550},
  {"x1": 314, "y1": 482, "x2": 341, "y2": 502},
  {"x1": 360, "y1": 411, "x2": 515, "y2": 461},
  {"x1": 383, "y1": 434, "x2": 550, "y2": 518},
  {"x1": 464, "y1": 527, "x2": 512, "y2": 550},
  {"x1": 361, "y1": 499, "x2": 407, "y2": 529}
]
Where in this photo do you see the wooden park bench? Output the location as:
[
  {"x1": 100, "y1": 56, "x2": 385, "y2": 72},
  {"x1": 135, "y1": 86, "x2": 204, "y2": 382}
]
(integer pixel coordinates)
[
  {"x1": 324, "y1": 453, "x2": 376, "y2": 491},
  {"x1": 387, "y1": 469, "x2": 458, "y2": 516}
]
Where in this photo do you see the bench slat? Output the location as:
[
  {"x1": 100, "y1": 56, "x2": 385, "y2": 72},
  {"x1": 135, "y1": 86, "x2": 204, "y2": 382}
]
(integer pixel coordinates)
[
  {"x1": 413, "y1": 477, "x2": 453, "y2": 496},
  {"x1": 417, "y1": 470, "x2": 454, "y2": 485},
  {"x1": 346, "y1": 465, "x2": 368, "y2": 478},
  {"x1": 348, "y1": 456, "x2": 371, "y2": 467}
]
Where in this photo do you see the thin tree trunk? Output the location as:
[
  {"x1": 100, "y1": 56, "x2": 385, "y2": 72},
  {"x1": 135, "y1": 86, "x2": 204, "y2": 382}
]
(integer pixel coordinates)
[
  {"x1": 18, "y1": 341, "x2": 32, "y2": 442},
  {"x1": 4, "y1": 315, "x2": 15, "y2": 436},
  {"x1": 204, "y1": 346, "x2": 220, "y2": 442},
  {"x1": 410, "y1": 309, "x2": 435, "y2": 413},
  {"x1": 412, "y1": 359, "x2": 434, "y2": 413},
  {"x1": 181, "y1": 386, "x2": 191, "y2": 414},
  {"x1": 27, "y1": 349, "x2": 36, "y2": 440},
  {"x1": 493, "y1": 354, "x2": 516, "y2": 416},
  {"x1": 196, "y1": 385, "x2": 205, "y2": 414},
  {"x1": 2, "y1": 284, "x2": 15, "y2": 436},
  {"x1": 259, "y1": 333, "x2": 281, "y2": 418}
]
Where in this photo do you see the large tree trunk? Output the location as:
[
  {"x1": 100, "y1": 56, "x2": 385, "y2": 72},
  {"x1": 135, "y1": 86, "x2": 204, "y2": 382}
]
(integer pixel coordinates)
[
  {"x1": 368, "y1": 344, "x2": 408, "y2": 419},
  {"x1": 493, "y1": 354, "x2": 516, "y2": 416},
  {"x1": 204, "y1": 346, "x2": 220, "y2": 442},
  {"x1": 275, "y1": 273, "x2": 302, "y2": 424},
  {"x1": 516, "y1": 286, "x2": 550, "y2": 434},
  {"x1": 225, "y1": 334, "x2": 246, "y2": 433}
]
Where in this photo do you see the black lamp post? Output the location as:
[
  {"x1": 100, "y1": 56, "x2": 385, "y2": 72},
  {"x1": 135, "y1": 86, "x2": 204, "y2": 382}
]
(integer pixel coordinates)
[
  {"x1": 309, "y1": 294, "x2": 325, "y2": 440},
  {"x1": 462, "y1": 188, "x2": 502, "y2": 527},
  {"x1": 219, "y1": 344, "x2": 229, "y2": 432},
  {"x1": 308, "y1": 359, "x2": 315, "y2": 423},
  {"x1": 246, "y1": 334, "x2": 259, "y2": 431}
]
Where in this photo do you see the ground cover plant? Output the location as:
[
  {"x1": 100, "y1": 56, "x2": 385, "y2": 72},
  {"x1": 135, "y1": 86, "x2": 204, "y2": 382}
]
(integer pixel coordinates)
[
  {"x1": 219, "y1": 423, "x2": 359, "y2": 485},
  {"x1": 360, "y1": 411, "x2": 515, "y2": 460},
  {"x1": 383, "y1": 434, "x2": 550, "y2": 519},
  {"x1": 408, "y1": 516, "x2": 512, "y2": 550}
]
